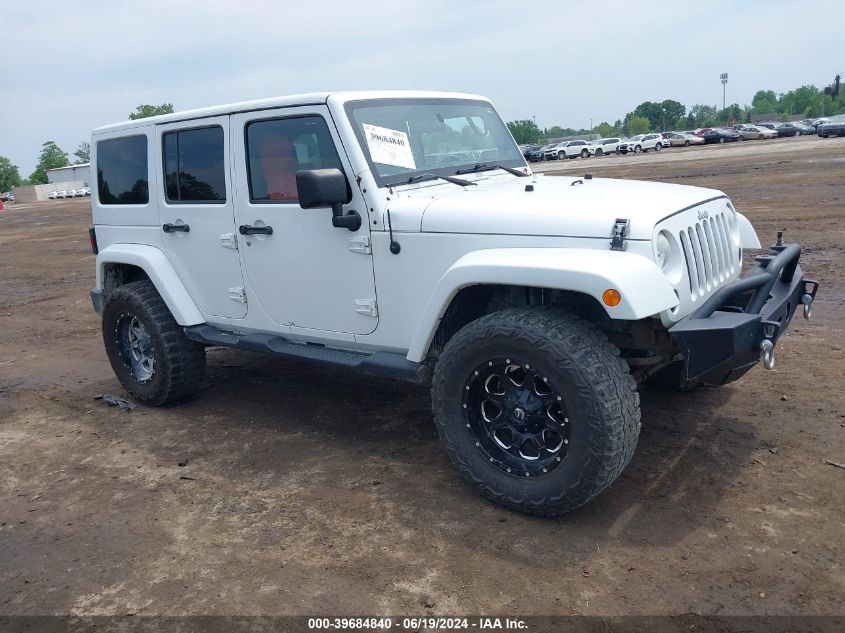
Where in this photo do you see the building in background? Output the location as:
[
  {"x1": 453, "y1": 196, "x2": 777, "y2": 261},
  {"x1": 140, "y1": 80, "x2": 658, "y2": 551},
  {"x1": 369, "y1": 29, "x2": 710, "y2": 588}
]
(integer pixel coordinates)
[
  {"x1": 47, "y1": 163, "x2": 90, "y2": 185},
  {"x1": 12, "y1": 164, "x2": 91, "y2": 203}
]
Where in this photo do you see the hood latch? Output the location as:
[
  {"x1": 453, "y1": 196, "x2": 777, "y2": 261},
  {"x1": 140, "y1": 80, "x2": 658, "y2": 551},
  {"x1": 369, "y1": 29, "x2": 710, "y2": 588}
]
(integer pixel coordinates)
[{"x1": 610, "y1": 218, "x2": 630, "y2": 251}]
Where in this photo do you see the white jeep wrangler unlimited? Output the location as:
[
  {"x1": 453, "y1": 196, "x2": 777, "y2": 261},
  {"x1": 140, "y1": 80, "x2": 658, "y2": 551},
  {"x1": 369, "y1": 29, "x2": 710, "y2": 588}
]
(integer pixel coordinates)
[{"x1": 89, "y1": 91, "x2": 818, "y2": 516}]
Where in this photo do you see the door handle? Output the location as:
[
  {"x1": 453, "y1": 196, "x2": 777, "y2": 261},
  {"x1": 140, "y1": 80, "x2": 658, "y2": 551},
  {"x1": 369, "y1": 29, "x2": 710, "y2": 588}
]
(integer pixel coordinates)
[
  {"x1": 162, "y1": 223, "x2": 190, "y2": 233},
  {"x1": 239, "y1": 225, "x2": 273, "y2": 235}
]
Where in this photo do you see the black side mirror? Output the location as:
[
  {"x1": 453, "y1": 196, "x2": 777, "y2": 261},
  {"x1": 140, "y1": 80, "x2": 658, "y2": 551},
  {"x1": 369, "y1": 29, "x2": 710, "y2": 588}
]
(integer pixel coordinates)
[{"x1": 296, "y1": 168, "x2": 360, "y2": 231}]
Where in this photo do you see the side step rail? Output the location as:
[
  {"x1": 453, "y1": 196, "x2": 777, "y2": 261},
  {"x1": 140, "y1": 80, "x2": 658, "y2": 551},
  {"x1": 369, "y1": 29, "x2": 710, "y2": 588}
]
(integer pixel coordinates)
[{"x1": 184, "y1": 324, "x2": 427, "y2": 384}]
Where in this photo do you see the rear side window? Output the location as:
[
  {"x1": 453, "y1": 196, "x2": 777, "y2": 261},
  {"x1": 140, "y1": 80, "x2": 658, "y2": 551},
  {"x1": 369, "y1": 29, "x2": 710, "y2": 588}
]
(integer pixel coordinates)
[
  {"x1": 245, "y1": 115, "x2": 344, "y2": 203},
  {"x1": 163, "y1": 126, "x2": 226, "y2": 203},
  {"x1": 97, "y1": 135, "x2": 148, "y2": 205}
]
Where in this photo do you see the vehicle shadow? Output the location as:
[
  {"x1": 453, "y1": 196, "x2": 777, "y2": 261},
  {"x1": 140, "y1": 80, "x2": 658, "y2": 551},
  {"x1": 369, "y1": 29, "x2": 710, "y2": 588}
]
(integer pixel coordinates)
[{"x1": 177, "y1": 348, "x2": 758, "y2": 550}]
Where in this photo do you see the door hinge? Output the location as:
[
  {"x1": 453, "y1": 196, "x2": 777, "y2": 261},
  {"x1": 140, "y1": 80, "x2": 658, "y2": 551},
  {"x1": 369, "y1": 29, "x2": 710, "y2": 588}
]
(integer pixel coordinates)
[
  {"x1": 354, "y1": 298, "x2": 378, "y2": 317},
  {"x1": 348, "y1": 235, "x2": 372, "y2": 255},
  {"x1": 229, "y1": 287, "x2": 247, "y2": 303},
  {"x1": 610, "y1": 218, "x2": 630, "y2": 251},
  {"x1": 221, "y1": 233, "x2": 238, "y2": 250}
]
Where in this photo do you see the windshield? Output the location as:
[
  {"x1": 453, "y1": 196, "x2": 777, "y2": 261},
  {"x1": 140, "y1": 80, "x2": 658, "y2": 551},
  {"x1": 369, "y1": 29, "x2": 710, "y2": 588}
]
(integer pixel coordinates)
[{"x1": 344, "y1": 98, "x2": 525, "y2": 187}]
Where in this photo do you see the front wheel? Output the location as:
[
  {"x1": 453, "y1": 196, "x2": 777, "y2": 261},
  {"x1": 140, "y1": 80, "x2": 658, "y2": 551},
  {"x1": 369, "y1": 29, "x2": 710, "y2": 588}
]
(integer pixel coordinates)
[
  {"x1": 102, "y1": 280, "x2": 206, "y2": 406},
  {"x1": 595, "y1": 148, "x2": 603, "y2": 156},
  {"x1": 580, "y1": 149, "x2": 589, "y2": 158},
  {"x1": 654, "y1": 143, "x2": 662, "y2": 152},
  {"x1": 432, "y1": 308, "x2": 641, "y2": 516},
  {"x1": 634, "y1": 145, "x2": 642, "y2": 153},
  {"x1": 685, "y1": 140, "x2": 691, "y2": 146}
]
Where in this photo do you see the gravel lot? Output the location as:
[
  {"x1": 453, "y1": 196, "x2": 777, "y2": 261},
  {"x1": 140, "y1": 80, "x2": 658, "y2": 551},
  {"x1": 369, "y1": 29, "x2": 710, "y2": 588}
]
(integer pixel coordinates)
[{"x1": 1, "y1": 136, "x2": 843, "y2": 617}]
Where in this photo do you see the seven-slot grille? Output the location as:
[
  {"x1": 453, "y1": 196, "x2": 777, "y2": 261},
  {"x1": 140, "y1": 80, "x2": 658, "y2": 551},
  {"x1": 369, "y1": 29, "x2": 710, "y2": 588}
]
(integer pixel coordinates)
[{"x1": 678, "y1": 210, "x2": 738, "y2": 300}]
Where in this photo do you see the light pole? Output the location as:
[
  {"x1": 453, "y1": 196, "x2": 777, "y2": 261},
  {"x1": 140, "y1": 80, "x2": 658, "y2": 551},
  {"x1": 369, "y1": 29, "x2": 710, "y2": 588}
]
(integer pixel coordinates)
[{"x1": 720, "y1": 73, "x2": 728, "y2": 110}]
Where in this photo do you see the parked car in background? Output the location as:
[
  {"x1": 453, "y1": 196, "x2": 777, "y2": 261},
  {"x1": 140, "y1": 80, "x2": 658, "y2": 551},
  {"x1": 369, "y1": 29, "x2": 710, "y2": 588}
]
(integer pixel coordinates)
[
  {"x1": 48, "y1": 191, "x2": 59, "y2": 199},
  {"x1": 701, "y1": 128, "x2": 740, "y2": 144},
  {"x1": 83, "y1": 186, "x2": 92, "y2": 196},
  {"x1": 527, "y1": 143, "x2": 554, "y2": 162},
  {"x1": 0, "y1": 192, "x2": 12, "y2": 201},
  {"x1": 544, "y1": 140, "x2": 590, "y2": 160},
  {"x1": 518, "y1": 144, "x2": 542, "y2": 159},
  {"x1": 756, "y1": 122, "x2": 778, "y2": 131},
  {"x1": 735, "y1": 124, "x2": 777, "y2": 140},
  {"x1": 817, "y1": 114, "x2": 845, "y2": 137},
  {"x1": 58, "y1": 189, "x2": 70, "y2": 198},
  {"x1": 74, "y1": 187, "x2": 89, "y2": 197},
  {"x1": 659, "y1": 133, "x2": 672, "y2": 147},
  {"x1": 618, "y1": 133, "x2": 663, "y2": 153},
  {"x1": 669, "y1": 132, "x2": 705, "y2": 146},
  {"x1": 588, "y1": 137, "x2": 622, "y2": 156},
  {"x1": 775, "y1": 122, "x2": 803, "y2": 137}
]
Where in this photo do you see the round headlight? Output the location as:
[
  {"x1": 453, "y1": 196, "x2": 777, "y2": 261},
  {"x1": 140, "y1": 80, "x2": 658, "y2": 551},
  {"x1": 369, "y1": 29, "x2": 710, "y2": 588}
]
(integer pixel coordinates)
[{"x1": 655, "y1": 231, "x2": 671, "y2": 270}]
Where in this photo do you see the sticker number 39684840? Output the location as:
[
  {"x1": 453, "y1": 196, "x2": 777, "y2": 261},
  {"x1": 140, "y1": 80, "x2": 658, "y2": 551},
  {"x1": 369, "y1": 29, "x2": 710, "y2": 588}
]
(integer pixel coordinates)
[{"x1": 362, "y1": 123, "x2": 416, "y2": 170}]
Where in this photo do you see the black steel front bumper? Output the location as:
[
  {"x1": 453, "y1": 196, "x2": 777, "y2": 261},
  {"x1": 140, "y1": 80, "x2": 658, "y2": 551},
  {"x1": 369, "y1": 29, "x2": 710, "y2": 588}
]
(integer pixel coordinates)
[{"x1": 669, "y1": 242, "x2": 819, "y2": 386}]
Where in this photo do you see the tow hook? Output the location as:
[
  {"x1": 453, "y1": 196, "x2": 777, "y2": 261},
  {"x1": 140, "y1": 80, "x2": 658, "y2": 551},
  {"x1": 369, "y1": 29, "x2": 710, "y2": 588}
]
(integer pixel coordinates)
[
  {"x1": 801, "y1": 293, "x2": 813, "y2": 319},
  {"x1": 760, "y1": 339, "x2": 775, "y2": 370}
]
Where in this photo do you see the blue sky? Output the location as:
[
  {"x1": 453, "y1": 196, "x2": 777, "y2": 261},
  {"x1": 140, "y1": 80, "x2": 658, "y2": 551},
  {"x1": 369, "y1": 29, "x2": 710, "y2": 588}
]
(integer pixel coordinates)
[{"x1": 2, "y1": 0, "x2": 843, "y2": 175}]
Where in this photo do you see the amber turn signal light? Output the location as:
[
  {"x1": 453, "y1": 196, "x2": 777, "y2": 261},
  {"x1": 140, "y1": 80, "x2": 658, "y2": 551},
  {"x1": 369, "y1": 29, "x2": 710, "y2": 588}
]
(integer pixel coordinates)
[{"x1": 602, "y1": 289, "x2": 621, "y2": 307}]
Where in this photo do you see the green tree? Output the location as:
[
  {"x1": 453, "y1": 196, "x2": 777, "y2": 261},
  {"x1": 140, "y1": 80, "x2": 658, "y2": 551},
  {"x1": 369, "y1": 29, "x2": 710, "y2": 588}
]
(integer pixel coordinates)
[
  {"x1": 73, "y1": 141, "x2": 90, "y2": 164},
  {"x1": 660, "y1": 99, "x2": 686, "y2": 129},
  {"x1": 595, "y1": 121, "x2": 618, "y2": 138},
  {"x1": 751, "y1": 90, "x2": 779, "y2": 114},
  {"x1": 625, "y1": 116, "x2": 651, "y2": 135},
  {"x1": 0, "y1": 156, "x2": 22, "y2": 191},
  {"x1": 506, "y1": 119, "x2": 541, "y2": 144},
  {"x1": 29, "y1": 141, "x2": 69, "y2": 184},
  {"x1": 631, "y1": 101, "x2": 663, "y2": 130},
  {"x1": 128, "y1": 103, "x2": 175, "y2": 120},
  {"x1": 688, "y1": 104, "x2": 718, "y2": 128}
]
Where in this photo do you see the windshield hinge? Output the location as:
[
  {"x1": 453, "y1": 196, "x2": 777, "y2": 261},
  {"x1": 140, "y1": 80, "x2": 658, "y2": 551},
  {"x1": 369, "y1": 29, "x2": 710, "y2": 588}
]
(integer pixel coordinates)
[
  {"x1": 354, "y1": 298, "x2": 378, "y2": 317},
  {"x1": 348, "y1": 235, "x2": 372, "y2": 255},
  {"x1": 229, "y1": 287, "x2": 247, "y2": 303},
  {"x1": 220, "y1": 233, "x2": 238, "y2": 250},
  {"x1": 610, "y1": 218, "x2": 630, "y2": 251}
]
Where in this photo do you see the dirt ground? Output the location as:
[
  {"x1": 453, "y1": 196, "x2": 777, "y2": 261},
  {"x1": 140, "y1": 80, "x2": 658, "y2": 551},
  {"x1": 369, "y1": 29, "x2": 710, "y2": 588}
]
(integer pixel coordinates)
[{"x1": 1, "y1": 136, "x2": 843, "y2": 617}]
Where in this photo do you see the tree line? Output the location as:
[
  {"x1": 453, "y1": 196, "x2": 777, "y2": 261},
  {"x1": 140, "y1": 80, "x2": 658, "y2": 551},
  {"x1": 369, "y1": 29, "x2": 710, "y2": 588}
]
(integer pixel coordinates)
[
  {"x1": 506, "y1": 81, "x2": 845, "y2": 144},
  {"x1": 0, "y1": 103, "x2": 174, "y2": 192}
]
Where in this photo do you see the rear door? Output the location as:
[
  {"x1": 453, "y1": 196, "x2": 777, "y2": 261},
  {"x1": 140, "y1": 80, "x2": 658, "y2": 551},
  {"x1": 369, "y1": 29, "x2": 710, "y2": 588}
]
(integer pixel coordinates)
[{"x1": 156, "y1": 117, "x2": 247, "y2": 320}]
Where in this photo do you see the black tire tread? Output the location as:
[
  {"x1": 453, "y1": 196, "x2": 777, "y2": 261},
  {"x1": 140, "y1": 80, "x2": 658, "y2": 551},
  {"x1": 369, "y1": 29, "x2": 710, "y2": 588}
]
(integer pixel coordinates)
[
  {"x1": 103, "y1": 280, "x2": 205, "y2": 406},
  {"x1": 432, "y1": 307, "x2": 640, "y2": 516}
]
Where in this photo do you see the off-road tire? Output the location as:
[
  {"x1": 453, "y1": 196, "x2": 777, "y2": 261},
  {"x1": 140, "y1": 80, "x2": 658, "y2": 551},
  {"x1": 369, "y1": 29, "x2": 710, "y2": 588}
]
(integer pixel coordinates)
[
  {"x1": 431, "y1": 307, "x2": 641, "y2": 516},
  {"x1": 102, "y1": 280, "x2": 206, "y2": 406}
]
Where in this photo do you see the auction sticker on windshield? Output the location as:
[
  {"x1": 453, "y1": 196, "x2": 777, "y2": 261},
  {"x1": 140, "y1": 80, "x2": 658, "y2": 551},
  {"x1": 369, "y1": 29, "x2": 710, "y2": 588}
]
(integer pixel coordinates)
[{"x1": 362, "y1": 123, "x2": 416, "y2": 170}]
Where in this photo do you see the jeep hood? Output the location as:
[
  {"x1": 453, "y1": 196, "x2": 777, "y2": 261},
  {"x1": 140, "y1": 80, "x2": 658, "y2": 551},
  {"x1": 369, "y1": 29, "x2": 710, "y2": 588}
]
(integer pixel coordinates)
[{"x1": 391, "y1": 176, "x2": 727, "y2": 240}]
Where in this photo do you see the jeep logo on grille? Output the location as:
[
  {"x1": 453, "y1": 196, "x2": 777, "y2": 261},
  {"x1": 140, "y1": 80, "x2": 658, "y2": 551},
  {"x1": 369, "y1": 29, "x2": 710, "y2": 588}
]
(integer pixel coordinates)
[{"x1": 697, "y1": 209, "x2": 710, "y2": 220}]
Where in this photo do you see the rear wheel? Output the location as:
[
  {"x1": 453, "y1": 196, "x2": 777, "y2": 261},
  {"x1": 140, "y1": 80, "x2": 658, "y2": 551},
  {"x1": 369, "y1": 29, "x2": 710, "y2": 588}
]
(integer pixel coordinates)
[
  {"x1": 432, "y1": 308, "x2": 641, "y2": 516},
  {"x1": 102, "y1": 280, "x2": 206, "y2": 406},
  {"x1": 684, "y1": 140, "x2": 690, "y2": 146},
  {"x1": 595, "y1": 148, "x2": 603, "y2": 156},
  {"x1": 719, "y1": 137, "x2": 726, "y2": 143}
]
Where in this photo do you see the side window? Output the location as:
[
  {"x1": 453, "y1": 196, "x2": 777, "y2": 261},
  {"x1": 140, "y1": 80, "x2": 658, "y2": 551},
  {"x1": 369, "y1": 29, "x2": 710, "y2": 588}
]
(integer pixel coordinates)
[
  {"x1": 97, "y1": 135, "x2": 148, "y2": 205},
  {"x1": 246, "y1": 115, "x2": 344, "y2": 203},
  {"x1": 163, "y1": 126, "x2": 225, "y2": 203}
]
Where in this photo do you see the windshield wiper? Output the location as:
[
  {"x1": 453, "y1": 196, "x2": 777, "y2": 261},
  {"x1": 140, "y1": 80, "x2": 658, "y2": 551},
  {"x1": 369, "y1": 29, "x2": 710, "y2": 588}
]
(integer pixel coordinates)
[
  {"x1": 454, "y1": 163, "x2": 530, "y2": 177},
  {"x1": 386, "y1": 173, "x2": 475, "y2": 188}
]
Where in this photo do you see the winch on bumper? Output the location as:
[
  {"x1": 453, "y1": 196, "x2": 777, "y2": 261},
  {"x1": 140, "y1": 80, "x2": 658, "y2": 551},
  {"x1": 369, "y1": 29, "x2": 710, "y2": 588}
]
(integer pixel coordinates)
[{"x1": 669, "y1": 238, "x2": 819, "y2": 386}]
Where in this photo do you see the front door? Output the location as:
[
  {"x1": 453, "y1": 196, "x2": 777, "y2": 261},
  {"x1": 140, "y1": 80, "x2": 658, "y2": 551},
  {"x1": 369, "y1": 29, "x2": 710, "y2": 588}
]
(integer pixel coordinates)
[
  {"x1": 231, "y1": 106, "x2": 378, "y2": 335},
  {"x1": 156, "y1": 117, "x2": 247, "y2": 319}
]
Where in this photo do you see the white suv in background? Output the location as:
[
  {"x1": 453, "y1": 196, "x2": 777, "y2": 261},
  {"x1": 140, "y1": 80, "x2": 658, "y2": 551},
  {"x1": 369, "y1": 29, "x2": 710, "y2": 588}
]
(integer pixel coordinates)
[
  {"x1": 544, "y1": 140, "x2": 591, "y2": 160},
  {"x1": 619, "y1": 133, "x2": 663, "y2": 154},
  {"x1": 589, "y1": 138, "x2": 622, "y2": 156}
]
